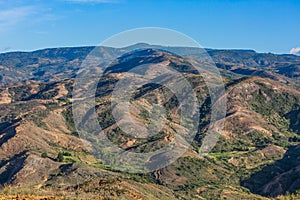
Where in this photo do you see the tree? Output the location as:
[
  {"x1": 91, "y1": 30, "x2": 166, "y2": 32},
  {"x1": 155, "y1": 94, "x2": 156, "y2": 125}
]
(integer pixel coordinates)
[
  {"x1": 41, "y1": 152, "x2": 48, "y2": 158},
  {"x1": 56, "y1": 152, "x2": 64, "y2": 162}
]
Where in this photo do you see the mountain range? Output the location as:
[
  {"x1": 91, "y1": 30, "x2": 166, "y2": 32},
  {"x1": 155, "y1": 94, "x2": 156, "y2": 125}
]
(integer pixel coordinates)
[{"x1": 0, "y1": 44, "x2": 299, "y2": 199}]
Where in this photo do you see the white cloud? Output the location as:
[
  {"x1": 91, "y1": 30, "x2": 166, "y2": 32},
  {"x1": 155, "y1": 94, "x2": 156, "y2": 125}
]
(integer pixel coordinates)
[
  {"x1": 0, "y1": 6, "x2": 36, "y2": 27},
  {"x1": 289, "y1": 47, "x2": 300, "y2": 55}
]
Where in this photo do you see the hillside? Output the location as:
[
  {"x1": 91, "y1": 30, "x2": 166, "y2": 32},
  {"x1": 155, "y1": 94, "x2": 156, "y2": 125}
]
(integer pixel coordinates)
[
  {"x1": 0, "y1": 44, "x2": 299, "y2": 87},
  {"x1": 0, "y1": 46, "x2": 299, "y2": 199}
]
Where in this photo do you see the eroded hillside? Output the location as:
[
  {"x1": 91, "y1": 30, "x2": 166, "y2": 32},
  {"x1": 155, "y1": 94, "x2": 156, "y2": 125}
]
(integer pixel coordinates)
[{"x1": 0, "y1": 47, "x2": 299, "y2": 199}]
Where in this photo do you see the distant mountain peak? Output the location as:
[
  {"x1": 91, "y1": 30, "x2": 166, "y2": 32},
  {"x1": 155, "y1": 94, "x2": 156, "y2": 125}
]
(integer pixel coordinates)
[
  {"x1": 122, "y1": 42, "x2": 153, "y2": 51},
  {"x1": 104, "y1": 48, "x2": 198, "y2": 73},
  {"x1": 103, "y1": 48, "x2": 188, "y2": 74}
]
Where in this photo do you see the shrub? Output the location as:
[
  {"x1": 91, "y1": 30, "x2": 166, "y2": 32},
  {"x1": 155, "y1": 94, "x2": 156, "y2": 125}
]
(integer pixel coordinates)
[
  {"x1": 56, "y1": 152, "x2": 64, "y2": 162},
  {"x1": 62, "y1": 151, "x2": 71, "y2": 156},
  {"x1": 41, "y1": 152, "x2": 48, "y2": 158}
]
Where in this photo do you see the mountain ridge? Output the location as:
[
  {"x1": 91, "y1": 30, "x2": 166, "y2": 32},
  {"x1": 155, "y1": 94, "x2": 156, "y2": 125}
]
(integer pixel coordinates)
[{"x1": 0, "y1": 45, "x2": 299, "y2": 199}]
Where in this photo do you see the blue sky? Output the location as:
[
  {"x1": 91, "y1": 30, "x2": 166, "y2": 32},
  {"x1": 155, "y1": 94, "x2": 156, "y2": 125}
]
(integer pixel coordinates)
[{"x1": 0, "y1": 0, "x2": 299, "y2": 54}]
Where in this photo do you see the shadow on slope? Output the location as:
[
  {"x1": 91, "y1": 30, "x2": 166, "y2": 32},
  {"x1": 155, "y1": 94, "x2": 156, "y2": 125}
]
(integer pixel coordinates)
[{"x1": 242, "y1": 144, "x2": 300, "y2": 197}]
